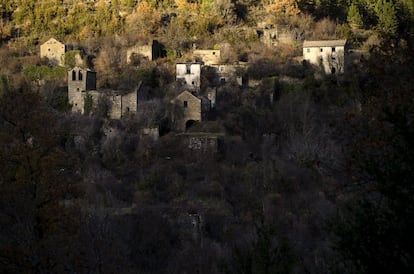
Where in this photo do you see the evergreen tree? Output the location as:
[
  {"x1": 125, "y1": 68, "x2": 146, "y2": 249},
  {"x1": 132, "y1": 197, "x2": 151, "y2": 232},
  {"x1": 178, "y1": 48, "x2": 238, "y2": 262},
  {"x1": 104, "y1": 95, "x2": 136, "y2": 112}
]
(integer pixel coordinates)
[
  {"x1": 347, "y1": 3, "x2": 363, "y2": 29},
  {"x1": 375, "y1": 0, "x2": 398, "y2": 35}
]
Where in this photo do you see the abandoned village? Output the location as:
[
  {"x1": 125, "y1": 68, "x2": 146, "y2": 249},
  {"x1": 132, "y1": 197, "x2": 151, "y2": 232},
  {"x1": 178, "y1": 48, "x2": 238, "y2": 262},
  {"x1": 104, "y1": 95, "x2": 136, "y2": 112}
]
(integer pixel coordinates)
[
  {"x1": 2, "y1": 0, "x2": 414, "y2": 273},
  {"x1": 39, "y1": 32, "x2": 349, "y2": 152}
]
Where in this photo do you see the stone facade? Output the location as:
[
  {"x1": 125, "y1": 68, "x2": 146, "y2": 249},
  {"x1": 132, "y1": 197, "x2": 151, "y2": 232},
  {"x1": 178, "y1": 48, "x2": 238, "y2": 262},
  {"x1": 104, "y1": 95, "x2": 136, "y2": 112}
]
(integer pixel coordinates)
[
  {"x1": 40, "y1": 38, "x2": 66, "y2": 66},
  {"x1": 68, "y1": 67, "x2": 97, "y2": 113},
  {"x1": 187, "y1": 133, "x2": 219, "y2": 152},
  {"x1": 107, "y1": 90, "x2": 138, "y2": 119},
  {"x1": 127, "y1": 40, "x2": 165, "y2": 63},
  {"x1": 303, "y1": 40, "x2": 347, "y2": 74},
  {"x1": 193, "y1": 49, "x2": 221, "y2": 65},
  {"x1": 209, "y1": 63, "x2": 247, "y2": 86},
  {"x1": 68, "y1": 67, "x2": 138, "y2": 118},
  {"x1": 257, "y1": 25, "x2": 304, "y2": 47},
  {"x1": 170, "y1": 90, "x2": 210, "y2": 131},
  {"x1": 176, "y1": 63, "x2": 202, "y2": 91}
]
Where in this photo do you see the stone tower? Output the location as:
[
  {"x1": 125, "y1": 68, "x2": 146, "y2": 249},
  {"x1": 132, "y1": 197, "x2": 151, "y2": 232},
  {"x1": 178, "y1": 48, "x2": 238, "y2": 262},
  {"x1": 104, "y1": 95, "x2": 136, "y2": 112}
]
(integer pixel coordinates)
[{"x1": 68, "y1": 67, "x2": 97, "y2": 113}]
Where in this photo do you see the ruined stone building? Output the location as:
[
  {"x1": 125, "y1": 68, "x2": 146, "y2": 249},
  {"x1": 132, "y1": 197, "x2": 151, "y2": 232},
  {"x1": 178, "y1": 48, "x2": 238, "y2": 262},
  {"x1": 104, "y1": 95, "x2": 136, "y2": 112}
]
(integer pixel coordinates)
[
  {"x1": 170, "y1": 90, "x2": 211, "y2": 131},
  {"x1": 256, "y1": 24, "x2": 304, "y2": 47},
  {"x1": 209, "y1": 63, "x2": 247, "y2": 86},
  {"x1": 303, "y1": 40, "x2": 347, "y2": 74},
  {"x1": 40, "y1": 38, "x2": 66, "y2": 66},
  {"x1": 126, "y1": 40, "x2": 165, "y2": 64},
  {"x1": 193, "y1": 49, "x2": 221, "y2": 65},
  {"x1": 176, "y1": 63, "x2": 202, "y2": 91},
  {"x1": 68, "y1": 67, "x2": 97, "y2": 113},
  {"x1": 68, "y1": 67, "x2": 138, "y2": 119}
]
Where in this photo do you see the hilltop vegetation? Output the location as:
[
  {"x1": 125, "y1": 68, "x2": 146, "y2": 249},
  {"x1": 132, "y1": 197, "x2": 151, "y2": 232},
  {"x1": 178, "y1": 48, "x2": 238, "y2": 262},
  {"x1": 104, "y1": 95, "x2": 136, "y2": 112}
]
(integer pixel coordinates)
[
  {"x1": 0, "y1": 0, "x2": 413, "y2": 48},
  {"x1": 1, "y1": 0, "x2": 414, "y2": 273}
]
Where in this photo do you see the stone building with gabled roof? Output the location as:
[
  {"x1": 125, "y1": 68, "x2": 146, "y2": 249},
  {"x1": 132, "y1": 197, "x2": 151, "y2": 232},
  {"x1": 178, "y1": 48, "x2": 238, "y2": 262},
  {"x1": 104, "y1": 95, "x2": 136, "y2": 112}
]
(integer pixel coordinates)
[
  {"x1": 303, "y1": 39, "x2": 347, "y2": 74},
  {"x1": 40, "y1": 38, "x2": 66, "y2": 66},
  {"x1": 170, "y1": 90, "x2": 211, "y2": 131}
]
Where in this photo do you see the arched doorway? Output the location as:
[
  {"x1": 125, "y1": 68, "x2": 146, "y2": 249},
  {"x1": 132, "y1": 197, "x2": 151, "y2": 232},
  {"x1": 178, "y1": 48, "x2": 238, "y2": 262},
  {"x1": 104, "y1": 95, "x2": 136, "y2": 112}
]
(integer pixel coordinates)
[{"x1": 185, "y1": 120, "x2": 197, "y2": 130}]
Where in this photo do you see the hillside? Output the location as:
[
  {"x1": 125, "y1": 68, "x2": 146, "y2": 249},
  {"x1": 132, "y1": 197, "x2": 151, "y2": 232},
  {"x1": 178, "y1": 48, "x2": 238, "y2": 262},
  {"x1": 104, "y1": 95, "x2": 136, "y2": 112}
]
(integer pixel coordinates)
[{"x1": 1, "y1": 0, "x2": 414, "y2": 273}]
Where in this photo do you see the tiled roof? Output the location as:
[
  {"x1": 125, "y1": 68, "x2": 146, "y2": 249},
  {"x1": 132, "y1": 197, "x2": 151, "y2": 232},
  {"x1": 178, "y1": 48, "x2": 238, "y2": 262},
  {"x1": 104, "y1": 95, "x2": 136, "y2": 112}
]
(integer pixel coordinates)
[{"x1": 303, "y1": 40, "x2": 347, "y2": 48}]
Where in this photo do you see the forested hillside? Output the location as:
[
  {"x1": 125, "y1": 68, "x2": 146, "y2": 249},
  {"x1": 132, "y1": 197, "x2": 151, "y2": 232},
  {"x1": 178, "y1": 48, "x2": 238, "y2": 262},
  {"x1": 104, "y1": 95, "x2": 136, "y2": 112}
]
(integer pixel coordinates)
[{"x1": 1, "y1": 0, "x2": 414, "y2": 273}]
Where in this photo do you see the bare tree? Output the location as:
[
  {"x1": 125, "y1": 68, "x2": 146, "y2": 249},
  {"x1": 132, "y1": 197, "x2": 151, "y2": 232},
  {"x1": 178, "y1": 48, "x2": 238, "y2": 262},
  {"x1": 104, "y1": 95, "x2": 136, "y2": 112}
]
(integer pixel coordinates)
[{"x1": 137, "y1": 99, "x2": 164, "y2": 128}]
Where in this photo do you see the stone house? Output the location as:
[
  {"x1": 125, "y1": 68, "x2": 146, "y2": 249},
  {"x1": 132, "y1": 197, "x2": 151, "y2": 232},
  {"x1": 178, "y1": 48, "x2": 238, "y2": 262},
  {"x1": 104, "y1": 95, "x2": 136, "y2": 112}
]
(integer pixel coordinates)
[
  {"x1": 68, "y1": 67, "x2": 138, "y2": 119},
  {"x1": 176, "y1": 63, "x2": 202, "y2": 91},
  {"x1": 209, "y1": 63, "x2": 247, "y2": 86},
  {"x1": 126, "y1": 40, "x2": 165, "y2": 64},
  {"x1": 303, "y1": 40, "x2": 347, "y2": 74},
  {"x1": 40, "y1": 38, "x2": 66, "y2": 66},
  {"x1": 106, "y1": 90, "x2": 138, "y2": 119},
  {"x1": 170, "y1": 90, "x2": 210, "y2": 131},
  {"x1": 256, "y1": 24, "x2": 304, "y2": 47},
  {"x1": 193, "y1": 49, "x2": 221, "y2": 65}
]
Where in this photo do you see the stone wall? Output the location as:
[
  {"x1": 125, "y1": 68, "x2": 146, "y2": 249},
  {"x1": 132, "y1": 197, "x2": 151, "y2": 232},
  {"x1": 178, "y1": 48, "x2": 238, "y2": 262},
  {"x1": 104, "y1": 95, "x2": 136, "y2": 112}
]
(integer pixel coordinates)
[
  {"x1": 40, "y1": 38, "x2": 66, "y2": 66},
  {"x1": 188, "y1": 135, "x2": 218, "y2": 152},
  {"x1": 193, "y1": 50, "x2": 221, "y2": 65},
  {"x1": 127, "y1": 44, "x2": 152, "y2": 63}
]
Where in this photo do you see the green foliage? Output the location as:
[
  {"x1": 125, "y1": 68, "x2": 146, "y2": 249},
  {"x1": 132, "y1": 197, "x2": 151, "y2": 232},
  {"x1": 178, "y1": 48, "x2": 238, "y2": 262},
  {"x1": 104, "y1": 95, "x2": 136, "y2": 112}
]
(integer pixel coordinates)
[
  {"x1": 84, "y1": 93, "x2": 93, "y2": 115},
  {"x1": 375, "y1": 0, "x2": 398, "y2": 35},
  {"x1": 48, "y1": 87, "x2": 72, "y2": 112},
  {"x1": 166, "y1": 48, "x2": 175, "y2": 59},
  {"x1": 23, "y1": 65, "x2": 66, "y2": 81},
  {"x1": 0, "y1": 0, "x2": 14, "y2": 19},
  {"x1": 63, "y1": 50, "x2": 81, "y2": 68},
  {"x1": 348, "y1": 3, "x2": 363, "y2": 29}
]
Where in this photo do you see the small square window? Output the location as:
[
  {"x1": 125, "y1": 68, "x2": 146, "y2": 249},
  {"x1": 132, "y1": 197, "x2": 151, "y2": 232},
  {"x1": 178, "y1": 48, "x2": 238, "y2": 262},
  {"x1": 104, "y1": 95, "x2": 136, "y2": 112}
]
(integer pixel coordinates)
[
  {"x1": 332, "y1": 47, "x2": 336, "y2": 52},
  {"x1": 320, "y1": 48, "x2": 323, "y2": 52},
  {"x1": 184, "y1": 101, "x2": 188, "y2": 108}
]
